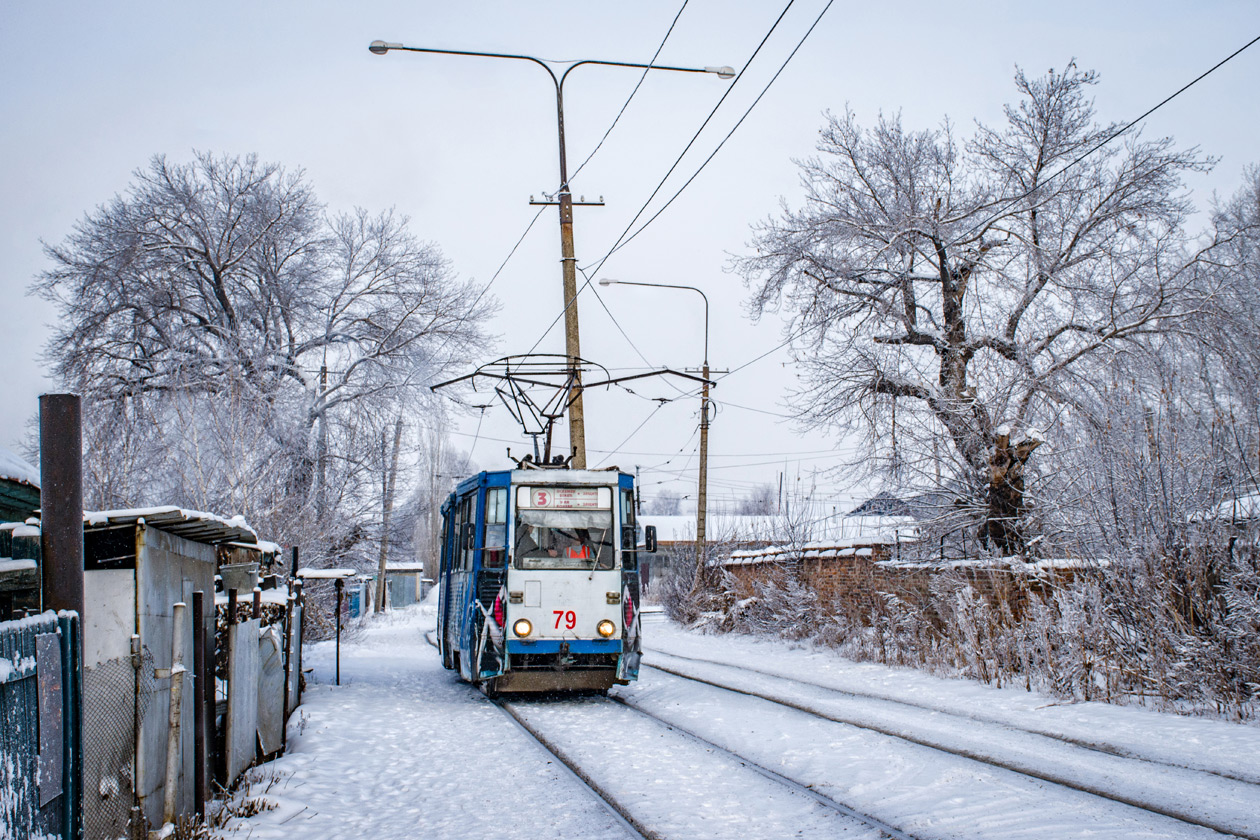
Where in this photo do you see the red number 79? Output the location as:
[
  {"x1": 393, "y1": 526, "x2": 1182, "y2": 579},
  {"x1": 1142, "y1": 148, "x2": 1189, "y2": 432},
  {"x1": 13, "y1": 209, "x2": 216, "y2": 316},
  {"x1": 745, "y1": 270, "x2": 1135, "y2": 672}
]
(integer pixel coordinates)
[{"x1": 553, "y1": 609, "x2": 576, "y2": 630}]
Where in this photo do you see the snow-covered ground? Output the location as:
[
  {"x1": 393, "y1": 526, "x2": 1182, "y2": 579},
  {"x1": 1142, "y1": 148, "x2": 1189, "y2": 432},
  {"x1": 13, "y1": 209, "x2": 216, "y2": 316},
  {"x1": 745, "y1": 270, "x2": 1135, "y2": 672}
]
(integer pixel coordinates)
[{"x1": 216, "y1": 604, "x2": 1260, "y2": 840}]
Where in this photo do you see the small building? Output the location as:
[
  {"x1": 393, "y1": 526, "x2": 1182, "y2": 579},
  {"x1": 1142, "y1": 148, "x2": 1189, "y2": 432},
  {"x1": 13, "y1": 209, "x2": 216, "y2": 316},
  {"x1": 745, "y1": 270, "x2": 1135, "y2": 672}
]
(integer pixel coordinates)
[{"x1": 81, "y1": 506, "x2": 262, "y2": 840}]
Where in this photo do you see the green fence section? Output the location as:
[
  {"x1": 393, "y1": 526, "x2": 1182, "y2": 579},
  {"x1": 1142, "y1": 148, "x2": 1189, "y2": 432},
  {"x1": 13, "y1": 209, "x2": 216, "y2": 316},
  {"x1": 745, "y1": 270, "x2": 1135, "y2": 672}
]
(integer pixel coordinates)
[{"x1": 0, "y1": 611, "x2": 82, "y2": 840}]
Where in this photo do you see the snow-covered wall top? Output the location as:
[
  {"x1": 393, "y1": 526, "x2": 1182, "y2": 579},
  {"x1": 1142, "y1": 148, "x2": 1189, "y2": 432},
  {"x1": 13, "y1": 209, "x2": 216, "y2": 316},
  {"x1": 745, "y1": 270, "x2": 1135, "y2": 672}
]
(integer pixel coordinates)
[{"x1": 0, "y1": 446, "x2": 38, "y2": 488}]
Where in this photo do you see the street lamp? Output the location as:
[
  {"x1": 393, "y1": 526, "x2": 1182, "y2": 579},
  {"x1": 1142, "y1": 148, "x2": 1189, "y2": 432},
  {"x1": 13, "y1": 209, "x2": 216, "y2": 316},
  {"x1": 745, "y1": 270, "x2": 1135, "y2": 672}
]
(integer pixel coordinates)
[
  {"x1": 599, "y1": 278, "x2": 711, "y2": 561},
  {"x1": 370, "y1": 40, "x2": 733, "y2": 469}
]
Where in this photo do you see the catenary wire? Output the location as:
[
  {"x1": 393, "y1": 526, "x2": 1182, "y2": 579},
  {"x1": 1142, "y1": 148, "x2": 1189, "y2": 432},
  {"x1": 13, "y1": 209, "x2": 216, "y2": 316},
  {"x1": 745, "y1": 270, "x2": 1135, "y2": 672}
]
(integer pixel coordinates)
[
  {"x1": 524, "y1": 0, "x2": 801, "y2": 358},
  {"x1": 947, "y1": 33, "x2": 1260, "y2": 250},
  {"x1": 598, "y1": 0, "x2": 837, "y2": 262},
  {"x1": 567, "y1": 0, "x2": 692, "y2": 188}
]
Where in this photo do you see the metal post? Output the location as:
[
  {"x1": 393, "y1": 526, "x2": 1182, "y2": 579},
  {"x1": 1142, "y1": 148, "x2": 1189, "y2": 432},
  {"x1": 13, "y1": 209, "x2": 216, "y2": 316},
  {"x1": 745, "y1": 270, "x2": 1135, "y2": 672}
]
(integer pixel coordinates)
[
  {"x1": 192, "y1": 592, "x2": 206, "y2": 818},
  {"x1": 697, "y1": 361, "x2": 710, "y2": 562},
  {"x1": 334, "y1": 578, "x2": 344, "y2": 686},
  {"x1": 252, "y1": 588, "x2": 261, "y2": 621},
  {"x1": 294, "y1": 579, "x2": 304, "y2": 708},
  {"x1": 204, "y1": 594, "x2": 218, "y2": 788},
  {"x1": 39, "y1": 393, "x2": 84, "y2": 618}
]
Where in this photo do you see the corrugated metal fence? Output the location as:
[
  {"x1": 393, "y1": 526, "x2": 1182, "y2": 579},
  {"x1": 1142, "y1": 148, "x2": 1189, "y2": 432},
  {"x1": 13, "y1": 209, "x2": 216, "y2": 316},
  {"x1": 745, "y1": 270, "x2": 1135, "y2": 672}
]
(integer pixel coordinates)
[{"x1": 0, "y1": 611, "x2": 82, "y2": 840}]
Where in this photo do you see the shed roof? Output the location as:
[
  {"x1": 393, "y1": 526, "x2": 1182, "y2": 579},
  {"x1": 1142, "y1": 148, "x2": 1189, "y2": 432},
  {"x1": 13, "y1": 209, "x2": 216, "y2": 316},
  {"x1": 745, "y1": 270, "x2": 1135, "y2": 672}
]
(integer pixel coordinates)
[{"x1": 83, "y1": 506, "x2": 258, "y2": 545}]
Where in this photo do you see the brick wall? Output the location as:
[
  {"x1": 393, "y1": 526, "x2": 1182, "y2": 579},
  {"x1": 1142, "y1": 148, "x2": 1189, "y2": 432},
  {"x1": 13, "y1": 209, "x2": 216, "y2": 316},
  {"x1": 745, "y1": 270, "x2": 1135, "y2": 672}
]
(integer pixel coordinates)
[{"x1": 722, "y1": 550, "x2": 1084, "y2": 624}]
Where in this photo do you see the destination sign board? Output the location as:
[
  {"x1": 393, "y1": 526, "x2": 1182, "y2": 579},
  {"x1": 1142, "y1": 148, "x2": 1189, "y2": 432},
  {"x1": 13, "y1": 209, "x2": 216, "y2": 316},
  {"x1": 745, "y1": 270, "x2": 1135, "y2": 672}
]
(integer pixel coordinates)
[{"x1": 527, "y1": 487, "x2": 603, "y2": 509}]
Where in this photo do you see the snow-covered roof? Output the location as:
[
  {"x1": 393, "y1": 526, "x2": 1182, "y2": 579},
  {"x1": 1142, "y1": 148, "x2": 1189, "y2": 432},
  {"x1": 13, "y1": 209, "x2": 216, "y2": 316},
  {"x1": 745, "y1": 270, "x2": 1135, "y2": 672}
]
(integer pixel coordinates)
[
  {"x1": 386, "y1": 562, "x2": 426, "y2": 572},
  {"x1": 83, "y1": 506, "x2": 258, "y2": 545},
  {"x1": 643, "y1": 513, "x2": 918, "y2": 548},
  {"x1": 297, "y1": 567, "x2": 357, "y2": 579},
  {"x1": 1210, "y1": 493, "x2": 1260, "y2": 522},
  {"x1": 721, "y1": 516, "x2": 918, "y2": 565},
  {"x1": 0, "y1": 446, "x2": 38, "y2": 489}
]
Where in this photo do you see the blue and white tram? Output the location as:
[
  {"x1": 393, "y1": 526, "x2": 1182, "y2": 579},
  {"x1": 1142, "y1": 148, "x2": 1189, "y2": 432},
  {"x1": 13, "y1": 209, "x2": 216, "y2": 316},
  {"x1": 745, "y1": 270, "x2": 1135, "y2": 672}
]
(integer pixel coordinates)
[{"x1": 436, "y1": 468, "x2": 657, "y2": 694}]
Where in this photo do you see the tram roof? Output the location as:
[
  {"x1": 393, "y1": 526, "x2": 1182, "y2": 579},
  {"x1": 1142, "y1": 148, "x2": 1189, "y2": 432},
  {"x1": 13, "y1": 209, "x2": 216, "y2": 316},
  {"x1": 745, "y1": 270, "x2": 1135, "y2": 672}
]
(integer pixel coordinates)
[{"x1": 452, "y1": 468, "x2": 632, "y2": 497}]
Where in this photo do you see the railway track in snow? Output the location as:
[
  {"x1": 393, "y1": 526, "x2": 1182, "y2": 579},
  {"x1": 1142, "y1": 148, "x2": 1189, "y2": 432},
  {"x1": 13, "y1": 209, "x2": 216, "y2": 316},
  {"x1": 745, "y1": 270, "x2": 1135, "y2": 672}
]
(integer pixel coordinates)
[
  {"x1": 425, "y1": 630, "x2": 908, "y2": 839},
  {"x1": 637, "y1": 648, "x2": 1260, "y2": 840},
  {"x1": 499, "y1": 694, "x2": 917, "y2": 840}
]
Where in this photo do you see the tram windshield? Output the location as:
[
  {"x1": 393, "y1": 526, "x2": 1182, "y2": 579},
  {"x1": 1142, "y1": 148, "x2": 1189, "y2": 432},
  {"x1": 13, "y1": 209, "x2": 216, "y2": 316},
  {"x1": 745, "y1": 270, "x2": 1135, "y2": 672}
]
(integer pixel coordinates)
[{"x1": 514, "y1": 509, "x2": 615, "y2": 570}]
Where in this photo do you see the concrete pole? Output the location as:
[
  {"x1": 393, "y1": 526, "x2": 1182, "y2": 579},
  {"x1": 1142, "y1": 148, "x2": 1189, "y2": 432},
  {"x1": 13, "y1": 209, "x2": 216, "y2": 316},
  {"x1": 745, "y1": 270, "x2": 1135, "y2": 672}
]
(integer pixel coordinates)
[
  {"x1": 554, "y1": 85, "x2": 586, "y2": 468},
  {"x1": 161, "y1": 601, "x2": 187, "y2": 826},
  {"x1": 39, "y1": 393, "x2": 84, "y2": 618}
]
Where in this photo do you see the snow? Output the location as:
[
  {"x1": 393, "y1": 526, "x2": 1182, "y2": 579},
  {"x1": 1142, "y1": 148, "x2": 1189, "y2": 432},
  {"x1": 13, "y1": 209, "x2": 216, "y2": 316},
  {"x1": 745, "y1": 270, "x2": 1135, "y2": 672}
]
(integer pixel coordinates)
[
  {"x1": 0, "y1": 558, "x2": 36, "y2": 573},
  {"x1": 215, "y1": 604, "x2": 637, "y2": 839},
  {"x1": 217, "y1": 604, "x2": 1260, "y2": 840},
  {"x1": 384, "y1": 562, "x2": 426, "y2": 572},
  {"x1": 295, "y1": 568, "x2": 357, "y2": 579},
  {"x1": 0, "y1": 445, "x2": 38, "y2": 488}
]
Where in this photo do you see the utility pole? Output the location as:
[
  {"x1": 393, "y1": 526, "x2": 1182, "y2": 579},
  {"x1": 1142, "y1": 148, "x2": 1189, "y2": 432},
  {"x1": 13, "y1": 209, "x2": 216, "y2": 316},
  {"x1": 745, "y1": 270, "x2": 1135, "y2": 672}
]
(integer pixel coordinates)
[
  {"x1": 697, "y1": 360, "x2": 710, "y2": 557},
  {"x1": 369, "y1": 42, "x2": 732, "y2": 469},
  {"x1": 375, "y1": 418, "x2": 404, "y2": 613}
]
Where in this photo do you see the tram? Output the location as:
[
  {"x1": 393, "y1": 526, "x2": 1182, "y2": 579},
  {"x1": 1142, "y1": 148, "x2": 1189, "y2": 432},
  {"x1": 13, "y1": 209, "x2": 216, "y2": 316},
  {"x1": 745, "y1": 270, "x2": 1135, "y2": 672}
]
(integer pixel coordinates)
[{"x1": 436, "y1": 467, "x2": 657, "y2": 694}]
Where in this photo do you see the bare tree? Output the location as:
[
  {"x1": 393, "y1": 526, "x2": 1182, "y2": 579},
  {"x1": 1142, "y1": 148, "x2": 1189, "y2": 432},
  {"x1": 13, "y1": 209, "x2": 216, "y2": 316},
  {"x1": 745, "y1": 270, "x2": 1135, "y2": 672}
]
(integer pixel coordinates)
[
  {"x1": 34, "y1": 152, "x2": 494, "y2": 562},
  {"x1": 646, "y1": 489, "x2": 682, "y2": 516},
  {"x1": 738, "y1": 66, "x2": 1216, "y2": 554},
  {"x1": 736, "y1": 483, "x2": 777, "y2": 515}
]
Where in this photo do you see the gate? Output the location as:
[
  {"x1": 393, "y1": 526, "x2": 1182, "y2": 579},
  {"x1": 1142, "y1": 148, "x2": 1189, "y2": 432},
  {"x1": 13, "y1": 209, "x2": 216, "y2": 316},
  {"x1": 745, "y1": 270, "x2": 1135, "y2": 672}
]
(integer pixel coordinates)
[{"x1": 0, "y1": 611, "x2": 82, "y2": 840}]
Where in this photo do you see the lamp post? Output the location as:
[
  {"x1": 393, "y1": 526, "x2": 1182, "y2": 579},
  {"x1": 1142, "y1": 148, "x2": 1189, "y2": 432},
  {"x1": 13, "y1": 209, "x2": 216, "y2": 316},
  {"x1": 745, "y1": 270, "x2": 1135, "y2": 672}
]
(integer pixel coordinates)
[
  {"x1": 370, "y1": 40, "x2": 732, "y2": 469},
  {"x1": 599, "y1": 279, "x2": 711, "y2": 561}
]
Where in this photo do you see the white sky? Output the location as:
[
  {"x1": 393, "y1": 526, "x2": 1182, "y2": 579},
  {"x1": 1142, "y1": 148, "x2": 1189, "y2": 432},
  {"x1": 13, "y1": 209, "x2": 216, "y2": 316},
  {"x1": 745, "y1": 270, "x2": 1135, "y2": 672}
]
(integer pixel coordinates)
[{"x1": 2, "y1": 1, "x2": 1257, "y2": 513}]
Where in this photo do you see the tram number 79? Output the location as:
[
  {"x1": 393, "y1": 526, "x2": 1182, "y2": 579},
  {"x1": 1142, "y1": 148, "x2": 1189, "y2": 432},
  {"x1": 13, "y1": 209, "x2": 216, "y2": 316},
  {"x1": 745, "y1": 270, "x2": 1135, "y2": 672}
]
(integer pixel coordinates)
[{"x1": 553, "y1": 610, "x2": 577, "y2": 630}]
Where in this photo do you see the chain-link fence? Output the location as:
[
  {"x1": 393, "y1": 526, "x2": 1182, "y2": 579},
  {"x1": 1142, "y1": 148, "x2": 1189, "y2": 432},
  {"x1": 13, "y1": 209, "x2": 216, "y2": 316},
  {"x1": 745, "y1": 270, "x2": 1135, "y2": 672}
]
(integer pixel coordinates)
[{"x1": 82, "y1": 648, "x2": 154, "y2": 840}]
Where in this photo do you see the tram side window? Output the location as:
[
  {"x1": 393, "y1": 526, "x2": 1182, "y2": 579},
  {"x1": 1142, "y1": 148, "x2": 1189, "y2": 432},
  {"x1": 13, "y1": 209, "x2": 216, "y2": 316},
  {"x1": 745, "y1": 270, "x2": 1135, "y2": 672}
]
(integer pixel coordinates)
[
  {"x1": 484, "y1": 487, "x2": 507, "y2": 568},
  {"x1": 460, "y1": 496, "x2": 475, "y2": 570},
  {"x1": 620, "y1": 489, "x2": 638, "y2": 570}
]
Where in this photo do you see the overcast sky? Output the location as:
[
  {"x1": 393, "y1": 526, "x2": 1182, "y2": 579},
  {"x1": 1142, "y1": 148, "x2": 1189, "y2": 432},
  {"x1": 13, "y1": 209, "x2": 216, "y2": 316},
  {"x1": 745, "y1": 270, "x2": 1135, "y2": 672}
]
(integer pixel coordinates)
[{"x1": 2, "y1": 1, "x2": 1257, "y2": 513}]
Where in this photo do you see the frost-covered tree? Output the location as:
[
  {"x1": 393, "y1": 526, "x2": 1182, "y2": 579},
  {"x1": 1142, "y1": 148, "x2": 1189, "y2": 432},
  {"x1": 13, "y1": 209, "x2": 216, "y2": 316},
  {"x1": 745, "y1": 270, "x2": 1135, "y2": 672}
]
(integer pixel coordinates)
[
  {"x1": 738, "y1": 66, "x2": 1217, "y2": 554},
  {"x1": 35, "y1": 152, "x2": 493, "y2": 562}
]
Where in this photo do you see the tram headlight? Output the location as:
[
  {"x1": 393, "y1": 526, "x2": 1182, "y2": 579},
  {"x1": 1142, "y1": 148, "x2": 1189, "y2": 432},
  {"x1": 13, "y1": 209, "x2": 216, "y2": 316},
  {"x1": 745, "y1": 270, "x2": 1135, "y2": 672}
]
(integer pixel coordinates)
[
  {"x1": 596, "y1": 619, "x2": 617, "y2": 638},
  {"x1": 513, "y1": 618, "x2": 533, "y2": 638}
]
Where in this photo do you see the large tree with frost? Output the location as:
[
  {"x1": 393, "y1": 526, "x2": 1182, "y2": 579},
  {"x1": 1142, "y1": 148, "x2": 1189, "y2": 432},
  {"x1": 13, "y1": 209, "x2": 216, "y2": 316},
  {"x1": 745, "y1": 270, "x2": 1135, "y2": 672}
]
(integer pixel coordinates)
[
  {"x1": 35, "y1": 152, "x2": 492, "y2": 560},
  {"x1": 738, "y1": 66, "x2": 1218, "y2": 555}
]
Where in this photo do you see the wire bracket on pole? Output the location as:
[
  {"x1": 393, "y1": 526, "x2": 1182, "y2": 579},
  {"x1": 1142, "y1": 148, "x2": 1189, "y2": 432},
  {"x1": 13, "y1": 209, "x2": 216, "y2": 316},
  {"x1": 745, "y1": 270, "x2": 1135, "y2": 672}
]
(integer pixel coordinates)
[{"x1": 431, "y1": 353, "x2": 714, "y2": 467}]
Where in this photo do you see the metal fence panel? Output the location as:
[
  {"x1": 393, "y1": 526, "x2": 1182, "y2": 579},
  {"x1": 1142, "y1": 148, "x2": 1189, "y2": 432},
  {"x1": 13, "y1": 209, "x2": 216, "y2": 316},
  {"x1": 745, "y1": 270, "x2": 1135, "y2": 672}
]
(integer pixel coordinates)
[
  {"x1": 256, "y1": 626, "x2": 284, "y2": 756},
  {"x1": 36, "y1": 632, "x2": 63, "y2": 807},
  {"x1": 0, "y1": 612, "x2": 75, "y2": 840},
  {"x1": 226, "y1": 619, "x2": 260, "y2": 785},
  {"x1": 83, "y1": 651, "x2": 146, "y2": 840},
  {"x1": 286, "y1": 604, "x2": 302, "y2": 714}
]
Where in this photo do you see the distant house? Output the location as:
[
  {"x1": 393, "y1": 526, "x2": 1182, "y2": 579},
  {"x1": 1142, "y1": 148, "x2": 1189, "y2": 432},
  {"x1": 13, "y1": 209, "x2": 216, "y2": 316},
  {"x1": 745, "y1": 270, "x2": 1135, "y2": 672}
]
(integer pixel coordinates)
[
  {"x1": 0, "y1": 446, "x2": 39, "y2": 524},
  {"x1": 0, "y1": 447, "x2": 40, "y2": 618}
]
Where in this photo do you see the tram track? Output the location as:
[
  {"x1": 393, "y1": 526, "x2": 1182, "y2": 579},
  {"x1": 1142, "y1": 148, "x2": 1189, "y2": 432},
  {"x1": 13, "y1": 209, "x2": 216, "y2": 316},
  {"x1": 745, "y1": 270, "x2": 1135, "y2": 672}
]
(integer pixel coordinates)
[
  {"x1": 647, "y1": 647, "x2": 1259, "y2": 785},
  {"x1": 426, "y1": 630, "x2": 909, "y2": 838},
  {"x1": 493, "y1": 698, "x2": 655, "y2": 840},
  {"x1": 637, "y1": 654, "x2": 1260, "y2": 840}
]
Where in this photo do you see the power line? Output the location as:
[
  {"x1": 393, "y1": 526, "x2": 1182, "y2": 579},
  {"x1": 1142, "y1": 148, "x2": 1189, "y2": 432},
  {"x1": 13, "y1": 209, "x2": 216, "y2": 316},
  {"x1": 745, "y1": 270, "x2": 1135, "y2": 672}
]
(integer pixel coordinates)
[
  {"x1": 568, "y1": 0, "x2": 692, "y2": 187},
  {"x1": 950, "y1": 33, "x2": 1260, "y2": 248},
  {"x1": 598, "y1": 0, "x2": 837, "y2": 262},
  {"x1": 524, "y1": 0, "x2": 802, "y2": 358}
]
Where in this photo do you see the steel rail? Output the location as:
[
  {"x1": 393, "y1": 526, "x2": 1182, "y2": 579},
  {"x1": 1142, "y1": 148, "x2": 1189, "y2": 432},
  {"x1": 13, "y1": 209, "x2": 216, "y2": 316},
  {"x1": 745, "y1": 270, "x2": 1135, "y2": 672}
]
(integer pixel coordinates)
[
  {"x1": 646, "y1": 648, "x2": 1260, "y2": 785},
  {"x1": 603, "y1": 694, "x2": 920, "y2": 840},
  {"x1": 640, "y1": 659, "x2": 1260, "y2": 840}
]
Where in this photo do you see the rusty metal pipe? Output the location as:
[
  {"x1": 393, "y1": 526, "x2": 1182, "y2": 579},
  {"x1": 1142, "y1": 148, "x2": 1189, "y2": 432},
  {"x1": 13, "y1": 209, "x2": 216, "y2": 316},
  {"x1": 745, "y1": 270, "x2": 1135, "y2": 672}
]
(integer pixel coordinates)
[{"x1": 39, "y1": 393, "x2": 84, "y2": 617}]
